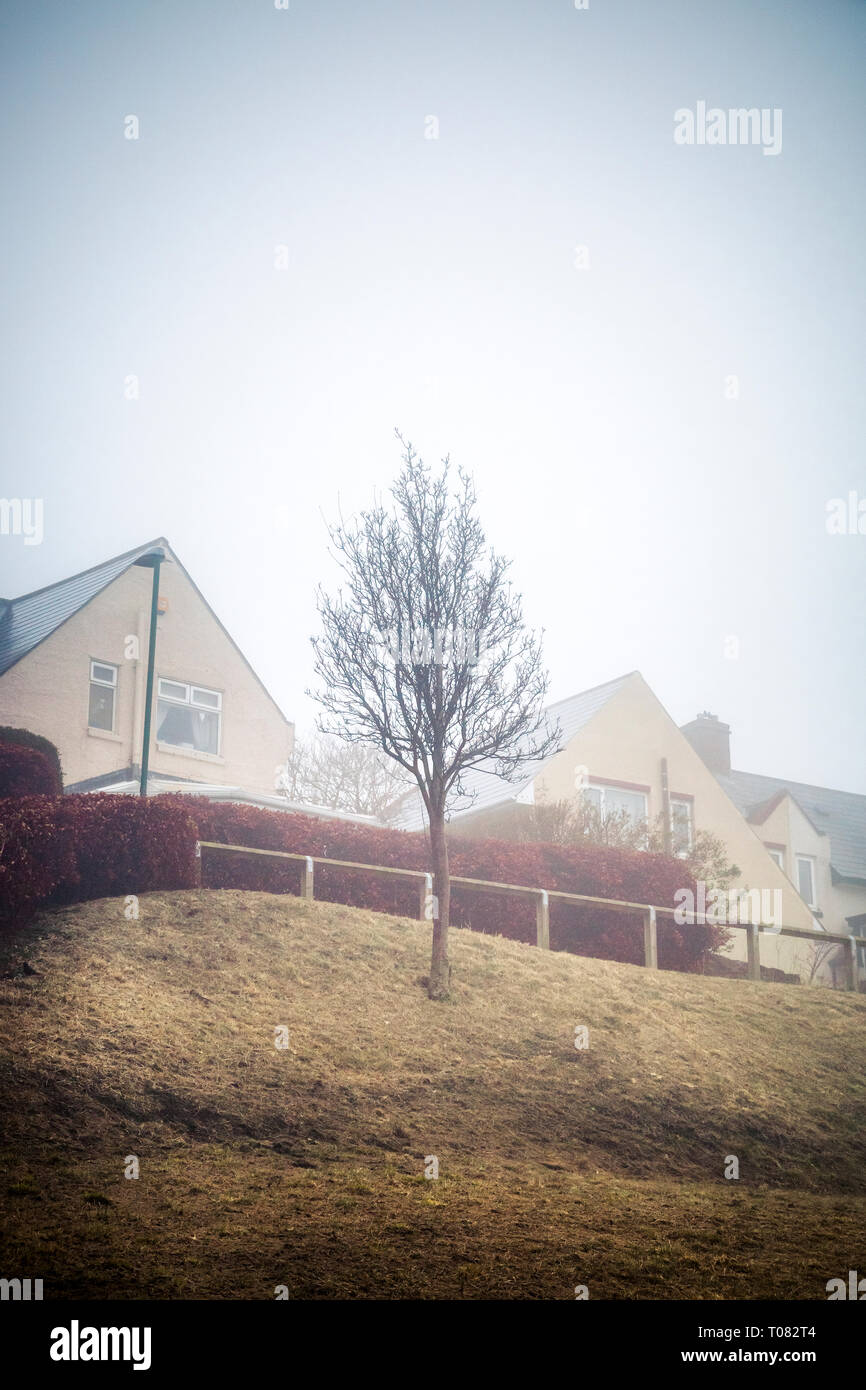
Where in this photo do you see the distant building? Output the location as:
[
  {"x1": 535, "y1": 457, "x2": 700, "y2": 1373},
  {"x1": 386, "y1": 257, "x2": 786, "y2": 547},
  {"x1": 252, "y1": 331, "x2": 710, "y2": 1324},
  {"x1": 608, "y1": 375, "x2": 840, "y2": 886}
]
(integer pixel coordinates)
[
  {"x1": 0, "y1": 537, "x2": 294, "y2": 800},
  {"x1": 387, "y1": 671, "x2": 866, "y2": 983}
]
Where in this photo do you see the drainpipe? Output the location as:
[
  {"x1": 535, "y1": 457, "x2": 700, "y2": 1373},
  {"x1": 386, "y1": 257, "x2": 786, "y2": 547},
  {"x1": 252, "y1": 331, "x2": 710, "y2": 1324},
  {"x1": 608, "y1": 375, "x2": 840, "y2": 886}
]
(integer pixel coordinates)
[{"x1": 133, "y1": 548, "x2": 166, "y2": 796}]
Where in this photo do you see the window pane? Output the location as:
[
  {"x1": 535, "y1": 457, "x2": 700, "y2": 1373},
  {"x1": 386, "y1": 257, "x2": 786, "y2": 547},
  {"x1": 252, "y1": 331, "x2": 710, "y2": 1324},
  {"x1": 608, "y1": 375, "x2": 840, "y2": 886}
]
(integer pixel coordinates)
[
  {"x1": 158, "y1": 680, "x2": 188, "y2": 702},
  {"x1": 157, "y1": 699, "x2": 219, "y2": 754},
  {"x1": 89, "y1": 682, "x2": 114, "y2": 730},
  {"x1": 191, "y1": 687, "x2": 220, "y2": 709},
  {"x1": 797, "y1": 858, "x2": 814, "y2": 905},
  {"x1": 671, "y1": 800, "x2": 692, "y2": 851},
  {"x1": 582, "y1": 786, "x2": 603, "y2": 811},
  {"x1": 91, "y1": 662, "x2": 116, "y2": 686},
  {"x1": 605, "y1": 787, "x2": 646, "y2": 823}
]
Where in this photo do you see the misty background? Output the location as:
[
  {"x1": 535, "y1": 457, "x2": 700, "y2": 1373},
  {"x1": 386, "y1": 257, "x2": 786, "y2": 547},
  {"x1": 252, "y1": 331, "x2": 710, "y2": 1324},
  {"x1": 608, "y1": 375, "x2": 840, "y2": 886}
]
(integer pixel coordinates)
[{"x1": 1, "y1": 0, "x2": 864, "y2": 790}]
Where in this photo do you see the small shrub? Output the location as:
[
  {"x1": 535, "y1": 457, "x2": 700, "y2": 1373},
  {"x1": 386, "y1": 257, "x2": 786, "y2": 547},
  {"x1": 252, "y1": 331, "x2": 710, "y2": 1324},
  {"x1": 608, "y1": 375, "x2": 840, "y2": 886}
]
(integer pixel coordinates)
[
  {"x1": 0, "y1": 727, "x2": 63, "y2": 792},
  {"x1": 0, "y1": 744, "x2": 60, "y2": 797}
]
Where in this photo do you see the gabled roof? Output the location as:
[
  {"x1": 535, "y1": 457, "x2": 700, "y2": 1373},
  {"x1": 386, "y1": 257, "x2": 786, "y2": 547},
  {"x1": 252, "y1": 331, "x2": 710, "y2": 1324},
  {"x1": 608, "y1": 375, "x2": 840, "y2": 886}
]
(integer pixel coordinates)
[
  {"x1": 387, "y1": 671, "x2": 637, "y2": 832},
  {"x1": 0, "y1": 537, "x2": 291, "y2": 725},
  {"x1": 717, "y1": 769, "x2": 866, "y2": 884},
  {"x1": 0, "y1": 538, "x2": 167, "y2": 678}
]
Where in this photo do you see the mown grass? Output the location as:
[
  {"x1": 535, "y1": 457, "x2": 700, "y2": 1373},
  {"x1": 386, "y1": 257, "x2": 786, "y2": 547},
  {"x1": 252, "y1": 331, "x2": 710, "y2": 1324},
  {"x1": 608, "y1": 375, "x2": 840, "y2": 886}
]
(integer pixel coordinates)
[{"x1": 0, "y1": 889, "x2": 864, "y2": 1299}]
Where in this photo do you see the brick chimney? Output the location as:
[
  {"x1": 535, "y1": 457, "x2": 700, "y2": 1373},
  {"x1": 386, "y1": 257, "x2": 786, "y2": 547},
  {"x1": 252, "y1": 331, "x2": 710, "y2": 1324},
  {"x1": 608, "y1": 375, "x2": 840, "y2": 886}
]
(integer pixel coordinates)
[{"x1": 680, "y1": 711, "x2": 731, "y2": 775}]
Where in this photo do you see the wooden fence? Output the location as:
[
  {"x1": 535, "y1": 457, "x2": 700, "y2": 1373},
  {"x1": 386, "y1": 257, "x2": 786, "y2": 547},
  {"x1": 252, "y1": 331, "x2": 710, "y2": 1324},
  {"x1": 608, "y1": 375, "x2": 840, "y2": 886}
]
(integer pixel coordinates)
[{"x1": 195, "y1": 840, "x2": 865, "y2": 991}]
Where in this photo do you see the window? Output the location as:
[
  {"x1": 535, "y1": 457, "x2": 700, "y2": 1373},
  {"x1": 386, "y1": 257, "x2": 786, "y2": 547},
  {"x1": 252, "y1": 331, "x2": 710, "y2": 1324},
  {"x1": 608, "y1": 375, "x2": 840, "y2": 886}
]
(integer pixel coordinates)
[
  {"x1": 796, "y1": 855, "x2": 816, "y2": 908},
  {"x1": 88, "y1": 660, "x2": 117, "y2": 731},
  {"x1": 670, "y1": 797, "x2": 693, "y2": 855},
  {"x1": 766, "y1": 847, "x2": 785, "y2": 871},
  {"x1": 156, "y1": 678, "x2": 221, "y2": 755},
  {"x1": 583, "y1": 782, "x2": 648, "y2": 826}
]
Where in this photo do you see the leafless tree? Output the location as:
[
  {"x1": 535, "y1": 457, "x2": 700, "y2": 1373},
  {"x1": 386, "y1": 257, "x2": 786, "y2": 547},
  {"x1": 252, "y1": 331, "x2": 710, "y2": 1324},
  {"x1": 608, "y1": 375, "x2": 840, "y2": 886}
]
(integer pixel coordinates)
[
  {"x1": 277, "y1": 732, "x2": 410, "y2": 818},
  {"x1": 806, "y1": 938, "x2": 842, "y2": 987},
  {"x1": 310, "y1": 434, "x2": 560, "y2": 998}
]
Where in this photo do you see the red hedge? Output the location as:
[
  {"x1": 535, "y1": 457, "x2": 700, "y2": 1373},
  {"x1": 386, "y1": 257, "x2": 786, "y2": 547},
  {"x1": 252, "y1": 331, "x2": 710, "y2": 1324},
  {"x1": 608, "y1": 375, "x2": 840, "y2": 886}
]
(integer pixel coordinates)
[
  {"x1": 0, "y1": 744, "x2": 61, "y2": 797},
  {"x1": 0, "y1": 797, "x2": 78, "y2": 928},
  {"x1": 163, "y1": 797, "x2": 727, "y2": 971},
  {"x1": 0, "y1": 791, "x2": 728, "y2": 971},
  {"x1": 0, "y1": 795, "x2": 199, "y2": 929},
  {"x1": 0, "y1": 727, "x2": 63, "y2": 792}
]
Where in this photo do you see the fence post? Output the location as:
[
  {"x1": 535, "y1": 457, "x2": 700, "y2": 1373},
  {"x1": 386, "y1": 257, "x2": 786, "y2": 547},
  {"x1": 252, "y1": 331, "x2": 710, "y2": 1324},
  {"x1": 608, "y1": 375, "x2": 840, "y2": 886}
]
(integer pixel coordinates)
[
  {"x1": 746, "y1": 923, "x2": 761, "y2": 981},
  {"x1": 301, "y1": 856, "x2": 314, "y2": 901},
  {"x1": 845, "y1": 936, "x2": 858, "y2": 992},
  {"x1": 536, "y1": 890, "x2": 550, "y2": 950},
  {"x1": 642, "y1": 907, "x2": 658, "y2": 970},
  {"x1": 419, "y1": 873, "x2": 433, "y2": 921}
]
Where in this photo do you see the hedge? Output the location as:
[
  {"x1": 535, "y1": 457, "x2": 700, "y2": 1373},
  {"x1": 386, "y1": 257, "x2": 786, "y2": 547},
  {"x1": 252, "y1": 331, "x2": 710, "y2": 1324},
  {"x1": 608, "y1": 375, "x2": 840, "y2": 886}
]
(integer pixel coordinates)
[
  {"x1": 163, "y1": 797, "x2": 727, "y2": 971},
  {"x1": 0, "y1": 727, "x2": 63, "y2": 792},
  {"x1": 0, "y1": 795, "x2": 199, "y2": 929},
  {"x1": 0, "y1": 791, "x2": 728, "y2": 971},
  {"x1": 0, "y1": 744, "x2": 60, "y2": 798}
]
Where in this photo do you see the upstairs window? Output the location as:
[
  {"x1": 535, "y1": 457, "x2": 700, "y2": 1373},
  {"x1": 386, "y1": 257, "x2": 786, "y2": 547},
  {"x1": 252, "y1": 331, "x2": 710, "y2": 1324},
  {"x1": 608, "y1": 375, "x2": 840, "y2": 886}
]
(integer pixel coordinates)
[
  {"x1": 766, "y1": 846, "x2": 785, "y2": 871},
  {"x1": 156, "y1": 678, "x2": 221, "y2": 755},
  {"x1": 89, "y1": 660, "x2": 118, "y2": 731},
  {"x1": 796, "y1": 855, "x2": 816, "y2": 909},
  {"x1": 670, "y1": 797, "x2": 693, "y2": 855},
  {"x1": 583, "y1": 782, "x2": 648, "y2": 827}
]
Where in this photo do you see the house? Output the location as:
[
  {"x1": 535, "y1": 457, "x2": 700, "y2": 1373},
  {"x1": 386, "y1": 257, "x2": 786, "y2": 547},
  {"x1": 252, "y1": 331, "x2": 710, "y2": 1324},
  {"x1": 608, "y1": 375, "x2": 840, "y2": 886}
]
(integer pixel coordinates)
[
  {"x1": 387, "y1": 671, "x2": 866, "y2": 983},
  {"x1": 0, "y1": 538, "x2": 294, "y2": 800},
  {"x1": 688, "y1": 713, "x2": 866, "y2": 988}
]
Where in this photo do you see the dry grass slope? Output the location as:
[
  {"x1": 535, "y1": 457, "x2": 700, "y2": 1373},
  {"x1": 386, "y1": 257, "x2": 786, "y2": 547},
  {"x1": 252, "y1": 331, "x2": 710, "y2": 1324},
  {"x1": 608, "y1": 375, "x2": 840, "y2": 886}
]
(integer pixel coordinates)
[{"x1": 1, "y1": 889, "x2": 864, "y2": 1299}]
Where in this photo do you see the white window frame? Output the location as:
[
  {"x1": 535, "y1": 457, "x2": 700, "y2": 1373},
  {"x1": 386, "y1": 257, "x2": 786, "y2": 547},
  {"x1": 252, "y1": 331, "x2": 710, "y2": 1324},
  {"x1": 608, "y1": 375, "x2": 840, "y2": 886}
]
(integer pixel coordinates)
[
  {"x1": 669, "y1": 797, "x2": 694, "y2": 854},
  {"x1": 795, "y1": 854, "x2": 816, "y2": 909},
  {"x1": 89, "y1": 659, "x2": 118, "y2": 732},
  {"x1": 766, "y1": 846, "x2": 785, "y2": 871},
  {"x1": 583, "y1": 781, "x2": 649, "y2": 825},
  {"x1": 156, "y1": 677, "x2": 222, "y2": 755}
]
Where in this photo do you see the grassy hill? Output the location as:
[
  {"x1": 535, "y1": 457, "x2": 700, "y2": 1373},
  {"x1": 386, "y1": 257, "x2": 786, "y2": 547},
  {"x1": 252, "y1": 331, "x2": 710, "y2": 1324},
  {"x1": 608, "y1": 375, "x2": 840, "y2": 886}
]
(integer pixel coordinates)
[{"x1": 1, "y1": 889, "x2": 864, "y2": 1300}]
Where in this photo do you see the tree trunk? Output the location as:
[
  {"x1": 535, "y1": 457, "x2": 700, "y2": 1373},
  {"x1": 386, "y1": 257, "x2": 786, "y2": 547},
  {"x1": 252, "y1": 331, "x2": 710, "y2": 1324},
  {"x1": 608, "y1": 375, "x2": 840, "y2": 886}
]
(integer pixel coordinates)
[{"x1": 428, "y1": 808, "x2": 451, "y2": 999}]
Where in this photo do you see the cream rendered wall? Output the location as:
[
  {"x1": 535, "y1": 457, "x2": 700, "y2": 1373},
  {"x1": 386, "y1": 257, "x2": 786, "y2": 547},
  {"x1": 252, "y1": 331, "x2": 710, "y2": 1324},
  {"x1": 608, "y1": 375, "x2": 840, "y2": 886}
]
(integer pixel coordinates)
[
  {"x1": 752, "y1": 795, "x2": 866, "y2": 938},
  {"x1": 531, "y1": 673, "x2": 817, "y2": 978},
  {"x1": 834, "y1": 879, "x2": 866, "y2": 929},
  {"x1": 0, "y1": 560, "x2": 292, "y2": 796}
]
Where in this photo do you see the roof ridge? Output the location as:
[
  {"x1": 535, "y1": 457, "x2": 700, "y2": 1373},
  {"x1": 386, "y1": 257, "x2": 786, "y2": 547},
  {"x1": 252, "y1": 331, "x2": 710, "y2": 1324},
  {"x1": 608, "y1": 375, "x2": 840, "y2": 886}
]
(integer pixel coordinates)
[
  {"x1": 728, "y1": 768, "x2": 865, "y2": 803},
  {"x1": 4, "y1": 537, "x2": 170, "y2": 605},
  {"x1": 544, "y1": 670, "x2": 638, "y2": 712}
]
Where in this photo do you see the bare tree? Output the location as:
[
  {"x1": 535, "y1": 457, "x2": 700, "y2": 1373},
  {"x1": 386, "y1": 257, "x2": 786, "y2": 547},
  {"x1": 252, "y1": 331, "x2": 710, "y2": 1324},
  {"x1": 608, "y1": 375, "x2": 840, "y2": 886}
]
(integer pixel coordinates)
[
  {"x1": 806, "y1": 938, "x2": 842, "y2": 987},
  {"x1": 310, "y1": 435, "x2": 560, "y2": 998},
  {"x1": 276, "y1": 732, "x2": 410, "y2": 818}
]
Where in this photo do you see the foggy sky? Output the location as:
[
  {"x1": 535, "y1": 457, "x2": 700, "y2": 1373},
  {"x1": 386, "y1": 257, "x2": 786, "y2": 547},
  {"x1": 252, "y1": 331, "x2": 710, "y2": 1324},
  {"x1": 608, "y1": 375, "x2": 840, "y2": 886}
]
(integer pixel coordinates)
[{"x1": 1, "y1": 0, "x2": 864, "y2": 791}]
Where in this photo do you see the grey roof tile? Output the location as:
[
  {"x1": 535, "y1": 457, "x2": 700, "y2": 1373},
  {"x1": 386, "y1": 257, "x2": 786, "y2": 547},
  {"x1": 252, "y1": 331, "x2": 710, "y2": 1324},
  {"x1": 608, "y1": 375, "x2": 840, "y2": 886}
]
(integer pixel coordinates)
[
  {"x1": 718, "y1": 769, "x2": 866, "y2": 883},
  {"x1": 0, "y1": 538, "x2": 168, "y2": 677}
]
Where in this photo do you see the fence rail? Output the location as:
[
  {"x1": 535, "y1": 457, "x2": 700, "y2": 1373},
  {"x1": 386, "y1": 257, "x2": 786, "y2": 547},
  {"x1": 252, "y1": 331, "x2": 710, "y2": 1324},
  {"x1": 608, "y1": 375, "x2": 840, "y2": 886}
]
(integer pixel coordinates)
[{"x1": 195, "y1": 840, "x2": 865, "y2": 991}]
